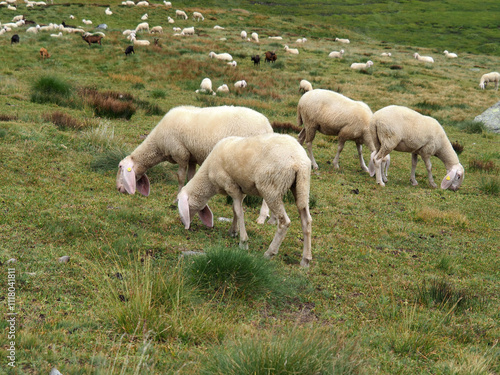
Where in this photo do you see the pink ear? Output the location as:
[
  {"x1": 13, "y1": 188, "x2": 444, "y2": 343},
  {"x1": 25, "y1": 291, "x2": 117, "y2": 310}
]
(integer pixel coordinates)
[
  {"x1": 198, "y1": 205, "x2": 214, "y2": 228},
  {"x1": 121, "y1": 162, "x2": 137, "y2": 195},
  {"x1": 178, "y1": 192, "x2": 191, "y2": 229},
  {"x1": 441, "y1": 169, "x2": 457, "y2": 189},
  {"x1": 136, "y1": 174, "x2": 150, "y2": 196}
]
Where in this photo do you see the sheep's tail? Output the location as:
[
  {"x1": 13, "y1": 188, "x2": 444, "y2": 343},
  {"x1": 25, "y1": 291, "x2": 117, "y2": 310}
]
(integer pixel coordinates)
[
  {"x1": 297, "y1": 107, "x2": 306, "y2": 144},
  {"x1": 294, "y1": 163, "x2": 311, "y2": 210}
]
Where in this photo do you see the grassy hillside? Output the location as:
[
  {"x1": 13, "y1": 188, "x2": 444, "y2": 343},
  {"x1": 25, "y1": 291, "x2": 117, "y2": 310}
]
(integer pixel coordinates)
[{"x1": 0, "y1": 0, "x2": 499, "y2": 374}]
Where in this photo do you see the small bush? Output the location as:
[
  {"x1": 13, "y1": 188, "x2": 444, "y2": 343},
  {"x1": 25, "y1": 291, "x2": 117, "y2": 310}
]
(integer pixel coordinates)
[
  {"x1": 43, "y1": 111, "x2": 84, "y2": 130},
  {"x1": 0, "y1": 114, "x2": 18, "y2": 122},
  {"x1": 451, "y1": 141, "x2": 464, "y2": 155},
  {"x1": 31, "y1": 75, "x2": 75, "y2": 106},
  {"x1": 478, "y1": 176, "x2": 499, "y2": 195},
  {"x1": 90, "y1": 148, "x2": 129, "y2": 172}
]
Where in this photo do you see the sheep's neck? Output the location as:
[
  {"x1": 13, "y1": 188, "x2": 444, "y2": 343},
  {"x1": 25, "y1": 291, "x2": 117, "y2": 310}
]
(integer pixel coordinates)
[
  {"x1": 435, "y1": 141, "x2": 460, "y2": 170},
  {"x1": 131, "y1": 139, "x2": 167, "y2": 176},
  {"x1": 187, "y1": 170, "x2": 217, "y2": 211}
]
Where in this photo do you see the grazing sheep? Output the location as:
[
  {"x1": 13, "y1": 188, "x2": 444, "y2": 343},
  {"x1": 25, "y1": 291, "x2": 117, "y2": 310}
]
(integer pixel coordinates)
[
  {"x1": 297, "y1": 89, "x2": 375, "y2": 172},
  {"x1": 39, "y1": 47, "x2": 50, "y2": 59},
  {"x1": 268, "y1": 36, "x2": 283, "y2": 40},
  {"x1": 122, "y1": 1, "x2": 135, "y2": 5},
  {"x1": 12, "y1": 15, "x2": 24, "y2": 22},
  {"x1": 141, "y1": 13, "x2": 148, "y2": 21},
  {"x1": 181, "y1": 26, "x2": 195, "y2": 36},
  {"x1": 10, "y1": 34, "x2": 19, "y2": 44},
  {"x1": 413, "y1": 52, "x2": 434, "y2": 63},
  {"x1": 208, "y1": 51, "x2": 232, "y2": 61},
  {"x1": 135, "y1": 22, "x2": 149, "y2": 33},
  {"x1": 284, "y1": 45, "x2": 299, "y2": 55},
  {"x1": 164, "y1": 1, "x2": 172, "y2": 7},
  {"x1": 299, "y1": 79, "x2": 313, "y2": 93},
  {"x1": 350, "y1": 60, "x2": 373, "y2": 70},
  {"x1": 193, "y1": 11, "x2": 204, "y2": 21},
  {"x1": 328, "y1": 49, "x2": 344, "y2": 58},
  {"x1": 265, "y1": 51, "x2": 277, "y2": 63},
  {"x1": 105, "y1": 7, "x2": 112, "y2": 15},
  {"x1": 251, "y1": 32, "x2": 259, "y2": 42},
  {"x1": 227, "y1": 61, "x2": 237, "y2": 67},
  {"x1": 240, "y1": 30, "x2": 247, "y2": 39},
  {"x1": 216, "y1": 84, "x2": 229, "y2": 93},
  {"x1": 82, "y1": 33, "x2": 103, "y2": 46},
  {"x1": 369, "y1": 105, "x2": 464, "y2": 190},
  {"x1": 381, "y1": 52, "x2": 392, "y2": 57},
  {"x1": 479, "y1": 72, "x2": 500, "y2": 90},
  {"x1": 131, "y1": 36, "x2": 150, "y2": 46},
  {"x1": 125, "y1": 45, "x2": 135, "y2": 56},
  {"x1": 234, "y1": 80, "x2": 247, "y2": 88},
  {"x1": 136, "y1": 1, "x2": 149, "y2": 6},
  {"x1": 195, "y1": 78, "x2": 216, "y2": 95},
  {"x1": 296, "y1": 37, "x2": 307, "y2": 43},
  {"x1": 26, "y1": 25, "x2": 40, "y2": 33},
  {"x1": 116, "y1": 106, "x2": 274, "y2": 223},
  {"x1": 177, "y1": 133, "x2": 313, "y2": 267},
  {"x1": 176, "y1": 10, "x2": 188, "y2": 19},
  {"x1": 213, "y1": 25, "x2": 224, "y2": 30},
  {"x1": 150, "y1": 26, "x2": 163, "y2": 33},
  {"x1": 168, "y1": 17, "x2": 175, "y2": 24},
  {"x1": 251, "y1": 54, "x2": 260, "y2": 66},
  {"x1": 335, "y1": 37, "x2": 350, "y2": 44},
  {"x1": 443, "y1": 50, "x2": 458, "y2": 58},
  {"x1": 50, "y1": 32, "x2": 63, "y2": 38}
]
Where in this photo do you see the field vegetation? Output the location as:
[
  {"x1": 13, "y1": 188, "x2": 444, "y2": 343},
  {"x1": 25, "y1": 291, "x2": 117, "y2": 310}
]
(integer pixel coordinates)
[{"x1": 0, "y1": 0, "x2": 499, "y2": 374}]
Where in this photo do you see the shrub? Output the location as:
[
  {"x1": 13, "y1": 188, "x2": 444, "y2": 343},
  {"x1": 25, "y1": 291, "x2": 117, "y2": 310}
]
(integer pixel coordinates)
[
  {"x1": 31, "y1": 75, "x2": 75, "y2": 106},
  {"x1": 80, "y1": 88, "x2": 136, "y2": 120},
  {"x1": 90, "y1": 147, "x2": 129, "y2": 172},
  {"x1": 478, "y1": 176, "x2": 499, "y2": 195},
  {"x1": 43, "y1": 111, "x2": 84, "y2": 130}
]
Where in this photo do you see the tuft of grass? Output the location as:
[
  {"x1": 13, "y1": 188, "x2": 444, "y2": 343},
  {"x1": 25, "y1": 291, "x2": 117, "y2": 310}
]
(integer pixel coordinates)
[
  {"x1": 200, "y1": 328, "x2": 365, "y2": 375},
  {"x1": 43, "y1": 111, "x2": 85, "y2": 130},
  {"x1": 80, "y1": 88, "x2": 136, "y2": 120},
  {"x1": 416, "y1": 278, "x2": 480, "y2": 312},
  {"x1": 414, "y1": 206, "x2": 468, "y2": 227},
  {"x1": 451, "y1": 141, "x2": 464, "y2": 155},
  {"x1": 478, "y1": 176, "x2": 500, "y2": 195},
  {"x1": 469, "y1": 157, "x2": 498, "y2": 173},
  {"x1": 90, "y1": 147, "x2": 129, "y2": 172},
  {"x1": 184, "y1": 245, "x2": 285, "y2": 300},
  {"x1": 414, "y1": 100, "x2": 443, "y2": 111},
  {"x1": 0, "y1": 114, "x2": 18, "y2": 122},
  {"x1": 30, "y1": 75, "x2": 75, "y2": 106},
  {"x1": 150, "y1": 89, "x2": 167, "y2": 99},
  {"x1": 436, "y1": 255, "x2": 454, "y2": 274},
  {"x1": 454, "y1": 120, "x2": 485, "y2": 134}
]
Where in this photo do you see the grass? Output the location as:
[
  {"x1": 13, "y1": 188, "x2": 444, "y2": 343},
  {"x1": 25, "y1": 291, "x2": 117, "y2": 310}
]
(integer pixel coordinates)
[{"x1": 0, "y1": 0, "x2": 499, "y2": 373}]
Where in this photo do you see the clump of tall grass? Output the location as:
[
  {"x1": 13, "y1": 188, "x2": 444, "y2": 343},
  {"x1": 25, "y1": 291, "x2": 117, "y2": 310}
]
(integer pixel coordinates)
[
  {"x1": 43, "y1": 111, "x2": 85, "y2": 130},
  {"x1": 30, "y1": 75, "x2": 76, "y2": 107},
  {"x1": 452, "y1": 120, "x2": 485, "y2": 134},
  {"x1": 469, "y1": 157, "x2": 498, "y2": 173},
  {"x1": 416, "y1": 278, "x2": 481, "y2": 312},
  {"x1": 90, "y1": 147, "x2": 129, "y2": 172},
  {"x1": 184, "y1": 245, "x2": 286, "y2": 300},
  {"x1": 414, "y1": 206, "x2": 468, "y2": 227},
  {"x1": 81, "y1": 120, "x2": 118, "y2": 151},
  {"x1": 80, "y1": 87, "x2": 136, "y2": 120},
  {"x1": 451, "y1": 140, "x2": 464, "y2": 155},
  {"x1": 200, "y1": 328, "x2": 366, "y2": 375},
  {"x1": 0, "y1": 114, "x2": 17, "y2": 122},
  {"x1": 478, "y1": 176, "x2": 499, "y2": 195},
  {"x1": 150, "y1": 89, "x2": 167, "y2": 99}
]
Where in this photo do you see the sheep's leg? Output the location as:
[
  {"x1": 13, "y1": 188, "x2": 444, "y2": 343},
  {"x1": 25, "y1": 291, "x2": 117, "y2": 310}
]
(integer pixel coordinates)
[
  {"x1": 422, "y1": 155, "x2": 437, "y2": 188},
  {"x1": 381, "y1": 154, "x2": 390, "y2": 183},
  {"x1": 356, "y1": 142, "x2": 369, "y2": 172},
  {"x1": 332, "y1": 139, "x2": 345, "y2": 169},
  {"x1": 176, "y1": 163, "x2": 188, "y2": 192},
  {"x1": 263, "y1": 201, "x2": 291, "y2": 260},
  {"x1": 374, "y1": 149, "x2": 391, "y2": 186},
  {"x1": 291, "y1": 186, "x2": 313, "y2": 267},
  {"x1": 256, "y1": 200, "x2": 269, "y2": 224},
  {"x1": 299, "y1": 128, "x2": 319, "y2": 169},
  {"x1": 230, "y1": 193, "x2": 248, "y2": 249},
  {"x1": 410, "y1": 153, "x2": 419, "y2": 186}
]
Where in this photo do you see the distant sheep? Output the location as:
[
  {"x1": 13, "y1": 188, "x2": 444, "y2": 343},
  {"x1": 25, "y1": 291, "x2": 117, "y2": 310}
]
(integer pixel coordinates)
[
  {"x1": 335, "y1": 37, "x2": 350, "y2": 44},
  {"x1": 234, "y1": 80, "x2": 247, "y2": 88},
  {"x1": 413, "y1": 52, "x2": 434, "y2": 63},
  {"x1": 82, "y1": 33, "x2": 103, "y2": 46},
  {"x1": 150, "y1": 26, "x2": 163, "y2": 33},
  {"x1": 164, "y1": 1, "x2": 172, "y2": 7},
  {"x1": 265, "y1": 51, "x2": 277, "y2": 63},
  {"x1": 216, "y1": 84, "x2": 229, "y2": 93},
  {"x1": 350, "y1": 60, "x2": 373, "y2": 70},
  {"x1": 181, "y1": 27, "x2": 195, "y2": 36},
  {"x1": 130, "y1": 34, "x2": 150, "y2": 46},
  {"x1": 209, "y1": 51, "x2": 232, "y2": 61},
  {"x1": 136, "y1": 1, "x2": 149, "y2": 6},
  {"x1": 296, "y1": 37, "x2": 307, "y2": 43},
  {"x1": 227, "y1": 61, "x2": 237, "y2": 67},
  {"x1": 268, "y1": 36, "x2": 283, "y2": 40},
  {"x1": 141, "y1": 13, "x2": 148, "y2": 20},
  {"x1": 176, "y1": 10, "x2": 188, "y2": 19},
  {"x1": 125, "y1": 45, "x2": 135, "y2": 56},
  {"x1": 193, "y1": 11, "x2": 204, "y2": 21},
  {"x1": 328, "y1": 49, "x2": 344, "y2": 58},
  {"x1": 240, "y1": 30, "x2": 247, "y2": 39},
  {"x1": 251, "y1": 54, "x2": 260, "y2": 66},
  {"x1": 10, "y1": 34, "x2": 19, "y2": 44},
  {"x1": 213, "y1": 25, "x2": 224, "y2": 30},
  {"x1": 299, "y1": 79, "x2": 313, "y2": 93},
  {"x1": 381, "y1": 52, "x2": 392, "y2": 57},
  {"x1": 105, "y1": 7, "x2": 112, "y2": 15},
  {"x1": 479, "y1": 72, "x2": 500, "y2": 90},
  {"x1": 251, "y1": 32, "x2": 259, "y2": 42},
  {"x1": 135, "y1": 22, "x2": 149, "y2": 33},
  {"x1": 284, "y1": 45, "x2": 299, "y2": 55},
  {"x1": 196, "y1": 78, "x2": 215, "y2": 95},
  {"x1": 443, "y1": 50, "x2": 457, "y2": 58}
]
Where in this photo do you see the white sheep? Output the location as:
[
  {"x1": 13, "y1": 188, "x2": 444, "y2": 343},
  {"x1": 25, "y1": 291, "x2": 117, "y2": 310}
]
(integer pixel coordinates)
[
  {"x1": 50, "y1": 31, "x2": 63, "y2": 37},
  {"x1": 168, "y1": 17, "x2": 175, "y2": 24},
  {"x1": 479, "y1": 72, "x2": 500, "y2": 90},
  {"x1": 172, "y1": 27, "x2": 181, "y2": 32},
  {"x1": 296, "y1": 37, "x2": 307, "y2": 43},
  {"x1": 335, "y1": 37, "x2": 350, "y2": 44},
  {"x1": 350, "y1": 60, "x2": 373, "y2": 70},
  {"x1": 381, "y1": 52, "x2": 392, "y2": 57},
  {"x1": 208, "y1": 51, "x2": 232, "y2": 61},
  {"x1": 251, "y1": 32, "x2": 259, "y2": 42},
  {"x1": 297, "y1": 89, "x2": 375, "y2": 172},
  {"x1": 284, "y1": 45, "x2": 299, "y2": 55},
  {"x1": 26, "y1": 25, "x2": 41, "y2": 33},
  {"x1": 130, "y1": 34, "x2": 150, "y2": 46},
  {"x1": 164, "y1": 1, "x2": 172, "y2": 7},
  {"x1": 82, "y1": 19, "x2": 92, "y2": 25},
  {"x1": 328, "y1": 49, "x2": 344, "y2": 58},
  {"x1": 443, "y1": 50, "x2": 457, "y2": 58},
  {"x1": 177, "y1": 133, "x2": 313, "y2": 267},
  {"x1": 135, "y1": 22, "x2": 149, "y2": 33},
  {"x1": 141, "y1": 13, "x2": 148, "y2": 20},
  {"x1": 181, "y1": 26, "x2": 194, "y2": 36},
  {"x1": 122, "y1": 1, "x2": 135, "y2": 5},
  {"x1": 268, "y1": 36, "x2": 283, "y2": 40},
  {"x1": 136, "y1": 1, "x2": 149, "y2": 6},
  {"x1": 116, "y1": 105, "x2": 274, "y2": 223},
  {"x1": 213, "y1": 25, "x2": 224, "y2": 30},
  {"x1": 227, "y1": 61, "x2": 237, "y2": 67},
  {"x1": 413, "y1": 52, "x2": 434, "y2": 63},
  {"x1": 234, "y1": 80, "x2": 247, "y2": 88},
  {"x1": 299, "y1": 79, "x2": 313, "y2": 93},
  {"x1": 216, "y1": 84, "x2": 229, "y2": 93},
  {"x1": 240, "y1": 30, "x2": 247, "y2": 39},
  {"x1": 195, "y1": 78, "x2": 216, "y2": 95},
  {"x1": 12, "y1": 15, "x2": 24, "y2": 22},
  {"x1": 369, "y1": 105, "x2": 464, "y2": 191},
  {"x1": 150, "y1": 26, "x2": 163, "y2": 33},
  {"x1": 176, "y1": 9, "x2": 188, "y2": 19},
  {"x1": 193, "y1": 11, "x2": 204, "y2": 21},
  {"x1": 105, "y1": 7, "x2": 112, "y2": 15}
]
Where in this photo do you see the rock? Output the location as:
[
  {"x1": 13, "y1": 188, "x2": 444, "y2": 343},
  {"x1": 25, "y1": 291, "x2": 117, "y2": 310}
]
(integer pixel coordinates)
[
  {"x1": 58, "y1": 256, "x2": 70, "y2": 263},
  {"x1": 474, "y1": 101, "x2": 500, "y2": 133},
  {"x1": 6, "y1": 258, "x2": 17, "y2": 264},
  {"x1": 50, "y1": 368, "x2": 63, "y2": 375}
]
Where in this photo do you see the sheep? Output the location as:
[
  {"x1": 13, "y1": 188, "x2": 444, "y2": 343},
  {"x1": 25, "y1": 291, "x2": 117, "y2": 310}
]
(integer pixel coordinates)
[
  {"x1": 413, "y1": 52, "x2": 434, "y2": 63},
  {"x1": 172, "y1": 27, "x2": 181, "y2": 32},
  {"x1": 116, "y1": 105, "x2": 274, "y2": 224},
  {"x1": 335, "y1": 37, "x2": 350, "y2": 44},
  {"x1": 227, "y1": 61, "x2": 237, "y2": 67},
  {"x1": 10, "y1": 34, "x2": 19, "y2": 44},
  {"x1": 50, "y1": 31, "x2": 63, "y2": 37},
  {"x1": 251, "y1": 32, "x2": 259, "y2": 42},
  {"x1": 251, "y1": 54, "x2": 260, "y2": 66},
  {"x1": 297, "y1": 89, "x2": 375, "y2": 172},
  {"x1": 213, "y1": 25, "x2": 224, "y2": 30},
  {"x1": 82, "y1": 33, "x2": 103, "y2": 46},
  {"x1": 296, "y1": 37, "x2": 307, "y2": 43},
  {"x1": 168, "y1": 17, "x2": 175, "y2": 24},
  {"x1": 195, "y1": 78, "x2": 216, "y2": 95},
  {"x1": 268, "y1": 36, "x2": 283, "y2": 40},
  {"x1": 181, "y1": 26, "x2": 194, "y2": 36},
  {"x1": 130, "y1": 34, "x2": 150, "y2": 46},
  {"x1": 125, "y1": 45, "x2": 135, "y2": 56},
  {"x1": 150, "y1": 26, "x2": 163, "y2": 33},
  {"x1": 381, "y1": 52, "x2": 392, "y2": 57},
  {"x1": 193, "y1": 11, "x2": 204, "y2": 21},
  {"x1": 240, "y1": 30, "x2": 247, "y2": 39},
  {"x1": 328, "y1": 49, "x2": 344, "y2": 58},
  {"x1": 350, "y1": 60, "x2": 373, "y2": 70},
  {"x1": 26, "y1": 25, "x2": 40, "y2": 33},
  {"x1": 177, "y1": 133, "x2": 313, "y2": 267},
  {"x1": 176, "y1": 10, "x2": 188, "y2": 19},
  {"x1": 369, "y1": 105, "x2": 464, "y2": 191},
  {"x1": 141, "y1": 13, "x2": 148, "y2": 21},
  {"x1": 265, "y1": 51, "x2": 277, "y2": 63},
  {"x1": 299, "y1": 79, "x2": 313, "y2": 93},
  {"x1": 12, "y1": 15, "x2": 24, "y2": 22},
  {"x1": 82, "y1": 19, "x2": 92, "y2": 25},
  {"x1": 39, "y1": 47, "x2": 50, "y2": 59},
  {"x1": 164, "y1": 1, "x2": 172, "y2": 7},
  {"x1": 284, "y1": 45, "x2": 299, "y2": 55},
  {"x1": 216, "y1": 84, "x2": 229, "y2": 93},
  {"x1": 136, "y1": 1, "x2": 149, "y2": 6},
  {"x1": 479, "y1": 72, "x2": 500, "y2": 90},
  {"x1": 105, "y1": 7, "x2": 112, "y2": 15},
  {"x1": 234, "y1": 80, "x2": 247, "y2": 88},
  {"x1": 122, "y1": 0, "x2": 135, "y2": 5},
  {"x1": 208, "y1": 51, "x2": 232, "y2": 61},
  {"x1": 135, "y1": 22, "x2": 149, "y2": 33},
  {"x1": 443, "y1": 50, "x2": 458, "y2": 58}
]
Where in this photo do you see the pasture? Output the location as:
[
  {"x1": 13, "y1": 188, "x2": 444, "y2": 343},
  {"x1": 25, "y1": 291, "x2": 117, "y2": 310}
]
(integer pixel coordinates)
[{"x1": 0, "y1": 0, "x2": 499, "y2": 373}]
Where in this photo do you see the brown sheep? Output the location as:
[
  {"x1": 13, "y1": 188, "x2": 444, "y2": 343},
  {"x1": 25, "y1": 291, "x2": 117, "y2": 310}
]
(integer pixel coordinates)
[
  {"x1": 82, "y1": 33, "x2": 103, "y2": 46},
  {"x1": 39, "y1": 47, "x2": 50, "y2": 60},
  {"x1": 264, "y1": 51, "x2": 277, "y2": 63}
]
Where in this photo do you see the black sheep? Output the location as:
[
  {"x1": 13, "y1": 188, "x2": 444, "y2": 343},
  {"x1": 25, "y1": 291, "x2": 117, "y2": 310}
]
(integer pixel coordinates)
[
  {"x1": 125, "y1": 45, "x2": 135, "y2": 56},
  {"x1": 251, "y1": 54, "x2": 260, "y2": 66},
  {"x1": 11, "y1": 34, "x2": 20, "y2": 45}
]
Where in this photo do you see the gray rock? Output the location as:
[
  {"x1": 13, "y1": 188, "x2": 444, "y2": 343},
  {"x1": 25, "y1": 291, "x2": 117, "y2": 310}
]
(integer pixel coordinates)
[
  {"x1": 474, "y1": 101, "x2": 500, "y2": 133},
  {"x1": 50, "y1": 368, "x2": 63, "y2": 375},
  {"x1": 58, "y1": 256, "x2": 70, "y2": 263}
]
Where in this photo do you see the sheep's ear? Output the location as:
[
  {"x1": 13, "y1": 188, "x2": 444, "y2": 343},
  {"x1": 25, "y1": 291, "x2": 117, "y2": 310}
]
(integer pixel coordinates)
[
  {"x1": 198, "y1": 205, "x2": 213, "y2": 228},
  {"x1": 441, "y1": 169, "x2": 457, "y2": 189},
  {"x1": 178, "y1": 191, "x2": 191, "y2": 229},
  {"x1": 121, "y1": 162, "x2": 137, "y2": 195},
  {"x1": 136, "y1": 174, "x2": 150, "y2": 196}
]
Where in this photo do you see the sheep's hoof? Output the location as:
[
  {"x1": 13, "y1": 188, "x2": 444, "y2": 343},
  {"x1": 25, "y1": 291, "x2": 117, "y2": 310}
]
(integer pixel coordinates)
[
  {"x1": 300, "y1": 258, "x2": 311, "y2": 268},
  {"x1": 229, "y1": 230, "x2": 238, "y2": 238},
  {"x1": 430, "y1": 182, "x2": 438, "y2": 189},
  {"x1": 263, "y1": 250, "x2": 276, "y2": 259},
  {"x1": 410, "y1": 179, "x2": 418, "y2": 186},
  {"x1": 256, "y1": 215, "x2": 268, "y2": 225},
  {"x1": 312, "y1": 164, "x2": 319, "y2": 170},
  {"x1": 382, "y1": 176, "x2": 388, "y2": 183}
]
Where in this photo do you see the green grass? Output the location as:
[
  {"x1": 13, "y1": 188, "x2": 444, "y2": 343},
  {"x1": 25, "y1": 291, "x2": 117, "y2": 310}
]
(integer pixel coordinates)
[{"x1": 0, "y1": 0, "x2": 499, "y2": 373}]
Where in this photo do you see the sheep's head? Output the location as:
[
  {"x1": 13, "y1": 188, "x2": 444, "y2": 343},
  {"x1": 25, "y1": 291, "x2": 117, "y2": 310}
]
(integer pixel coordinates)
[
  {"x1": 177, "y1": 190, "x2": 213, "y2": 229},
  {"x1": 441, "y1": 164, "x2": 464, "y2": 191},
  {"x1": 116, "y1": 155, "x2": 150, "y2": 196}
]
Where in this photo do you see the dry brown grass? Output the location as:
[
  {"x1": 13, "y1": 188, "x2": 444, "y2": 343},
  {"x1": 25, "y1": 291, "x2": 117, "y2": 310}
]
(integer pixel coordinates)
[
  {"x1": 414, "y1": 206, "x2": 468, "y2": 226},
  {"x1": 43, "y1": 111, "x2": 85, "y2": 130}
]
